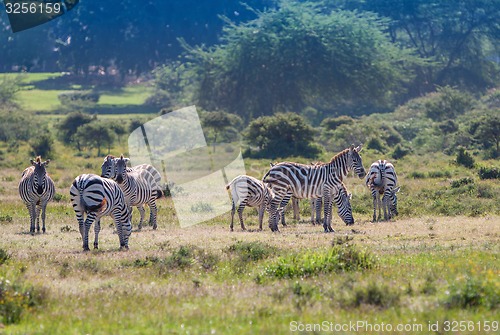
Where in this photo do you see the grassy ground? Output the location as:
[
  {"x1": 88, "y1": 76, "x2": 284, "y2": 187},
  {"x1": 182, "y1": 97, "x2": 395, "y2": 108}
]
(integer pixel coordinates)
[
  {"x1": 1, "y1": 73, "x2": 499, "y2": 333},
  {"x1": 0, "y1": 152, "x2": 499, "y2": 334}
]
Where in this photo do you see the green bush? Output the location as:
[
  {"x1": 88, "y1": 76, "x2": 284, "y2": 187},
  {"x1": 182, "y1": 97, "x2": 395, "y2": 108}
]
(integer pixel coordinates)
[
  {"x1": 455, "y1": 147, "x2": 475, "y2": 168},
  {"x1": 0, "y1": 277, "x2": 46, "y2": 325},
  {"x1": 29, "y1": 132, "x2": 54, "y2": 158},
  {"x1": 424, "y1": 86, "x2": 473, "y2": 121},
  {"x1": 392, "y1": 144, "x2": 411, "y2": 159},
  {"x1": 478, "y1": 166, "x2": 500, "y2": 180},
  {"x1": 352, "y1": 282, "x2": 401, "y2": 308},
  {"x1": 445, "y1": 276, "x2": 499, "y2": 310},
  {"x1": 0, "y1": 248, "x2": 10, "y2": 265},
  {"x1": 450, "y1": 177, "x2": 474, "y2": 188},
  {"x1": 262, "y1": 245, "x2": 377, "y2": 280},
  {"x1": 58, "y1": 91, "x2": 100, "y2": 105}
]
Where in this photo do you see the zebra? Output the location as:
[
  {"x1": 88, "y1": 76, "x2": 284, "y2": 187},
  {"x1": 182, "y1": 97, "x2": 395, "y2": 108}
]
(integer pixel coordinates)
[
  {"x1": 366, "y1": 160, "x2": 400, "y2": 222},
  {"x1": 263, "y1": 145, "x2": 365, "y2": 232},
  {"x1": 19, "y1": 156, "x2": 55, "y2": 234},
  {"x1": 70, "y1": 174, "x2": 132, "y2": 251},
  {"x1": 101, "y1": 155, "x2": 162, "y2": 229},
  {"x1": 115, "y1": 155, "x2": 159, "y2": 230},
  {"x1": 101, "y1": 155, "x2": 162, "y2": 192},
  {"x1": 226, "y1": 175, "x2": 274, "y2": 231}
]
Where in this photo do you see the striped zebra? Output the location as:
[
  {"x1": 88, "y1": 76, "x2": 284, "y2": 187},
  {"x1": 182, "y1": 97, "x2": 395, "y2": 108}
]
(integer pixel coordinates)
[
  {"x1": 226, "y1": 175, "x2": 274, "y2": 231},
  {"x1": 101, "y1": 155, "x2": 162, "y2": 192},
  {"x1": 101, "y1": 155, "x2": 162, "y2": 229},
  {"x1": 19, "y1": 156, "x2": 55, "y2": 234},
  {"x1": 70, "y1": 174, "x2": 131, "y2": 251},
  {"x1": 115, "y1": 155, "x2": 159, "y2": 230},
  {"x1": 263, "y1": 145, "x2": 365, "y2": 232},
  {"x1": 365, "y1": 160, "x2": 400, "y2": 222}
]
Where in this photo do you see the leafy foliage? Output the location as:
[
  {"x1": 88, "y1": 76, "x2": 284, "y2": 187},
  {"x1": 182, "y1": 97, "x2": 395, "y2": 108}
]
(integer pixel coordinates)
[
  {"x1": 188, "y1": 1, "x2": 415, "y2": 118},
  {"x1": 244, "y1": 113, "x2": 322, "y2": 158}
]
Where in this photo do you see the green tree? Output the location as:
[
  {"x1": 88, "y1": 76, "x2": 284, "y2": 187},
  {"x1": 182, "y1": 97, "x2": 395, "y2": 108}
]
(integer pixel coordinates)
[
  {"x1": 187, "y1": 0, "x2": 415, "y2": 119},
  {"x1": 471, "y1": 116, "x2": 500, "y2": 157},
  {"x1": 0, "y1": 75, "x2": 22, "y2": 105},
  {"x1": 344, "y1": 0, "x2": 500, "y2": 95},
  {"x1": 75, "y1": 122, "x2": 115, "y2": 156},
  {"x1": 201, "y1": 111, "x2": 243, "y2": 150},
  {"x1": 56, "y1": 112, "x2": 94, "y2": 151},
  {"x1": 244, "y1": 113, "x2": 321, "y2": 158}
]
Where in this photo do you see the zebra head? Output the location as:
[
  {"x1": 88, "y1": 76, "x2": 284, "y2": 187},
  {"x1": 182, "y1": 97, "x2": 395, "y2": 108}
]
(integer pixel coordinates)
[
  {"x1": 30, "y1": 156, "x2": 50, "y2": 195},
  {"x1": 389, "y1": 186, "x2": 401, "y2": 216},
  {"x1": 349, "y1": 144, "x2": 366, "y2": 178},
  {"x1": 101, "y1": 155, "x2": 116, "y2": 178},
  {"x1": 115, "y1": 155, "x2": 130, "y2": 184},
  {"x1": 335, "y1": 184, "x2": 354, "y2": 225}
]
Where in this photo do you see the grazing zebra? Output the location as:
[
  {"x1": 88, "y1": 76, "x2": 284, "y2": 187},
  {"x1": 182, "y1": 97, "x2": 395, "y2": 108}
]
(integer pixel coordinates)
[
  {"x1": 101, "y1": 155, "x2": 162, "y2": 229},
  {"x1": 115, "y1": 155, "x2": 159, "y2": 230},
  {"x1": 263, "y1": 145, "x2": 365, "y2": 232},
  {"x1": 226, "y1": 175, "x2": 274, "y2": 231},
  {"x1": 70, "y1": 174, "x2": 131, "y2": 251},
  {"x1": 366, "y1": 160, "x2": 400, "y2": 222},
  {"x1": 19, "y1": 156, "x2": 55, "y2": 234}
]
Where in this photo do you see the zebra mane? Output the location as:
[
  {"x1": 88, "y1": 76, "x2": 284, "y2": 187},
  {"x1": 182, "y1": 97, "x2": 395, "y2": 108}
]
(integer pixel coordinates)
[{"x1": 328, "y1": 148, "x2": 350, "y2": 164}]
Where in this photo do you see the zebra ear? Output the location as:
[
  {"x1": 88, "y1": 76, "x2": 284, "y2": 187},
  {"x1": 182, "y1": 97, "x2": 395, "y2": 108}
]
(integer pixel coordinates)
[
  {"x1": 393, "y1": 186, "x2": 401, "y2": 193},
  {"x1": 269, "y1": 162, "x2": 274, "y2": 167},
  {"x1": 355, "y1": 145, "x2": 363, "y2": 152},
  {"x1": 348, "y1": 193, "x2": 353, "y2": 200},
  {"x1": 43, "y1": 159, "x2": 50, "y2": 166},
  {"x1": 124, "y1": 158, "x2": 131, "y2": 164},
  {"x1": 30, "y1": 159, "x2": 35, "y2": 165}
]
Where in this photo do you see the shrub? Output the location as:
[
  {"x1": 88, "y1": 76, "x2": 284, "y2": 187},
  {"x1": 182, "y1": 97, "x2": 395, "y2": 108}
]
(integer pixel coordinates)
[
  {"x1": 29, "y1": 132, "x2": 54, "y2": 158},
  {"x1": 0, "y1": 248, "x2": 10, "y2": 265},
  {"x1": 366, "y1": 137, "x2": 385, "y2": 152},
  {"x1": 352, "y1": 282, "x2": 401, "y2": 308},
  {"x1": 478, "y1": 166, "x2": 500, "y2": 180},
  {"x1": 0, "y1": 277, "x2": 46, "y2": 325},
  {"x1": 391, "y1": 144, "x2": 411, "y2": 160},
  {"x1": 445, "y1": 276, "x2": 499, "y2": 310},
  {"x1": 424, "y1": 86, "x2": 473, "y2": 121},
  {"x1": 58, "y1": 91, "x2": 100, "y2": 105},
  {"x1": 262, "y1": 245, "x2": 377, "y2": 280},
  {"x1": 451, "y1": 177, "x2": 474, "y2": 188},
  {"x1": 455, "y1": 147, "x2": 475, "y2": 168}
]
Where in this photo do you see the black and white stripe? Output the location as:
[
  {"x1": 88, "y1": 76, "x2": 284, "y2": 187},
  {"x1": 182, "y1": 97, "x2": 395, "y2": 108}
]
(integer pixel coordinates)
[
  {"x1": 365, "y1": 160, "x2": 400, "y2": 221},
  {"x1": 101, "y1": 155, "x2": 162, "y2": 229},
  {"x1": 70, "y1": 174, "x2": 131, "y2": 251},
  {"x1": 226, "y1": 175, "x2": 274, "y2": 231},
  {"x1": 115, "y1": 155, "x2": 159, "y2": 230},
  {"x1": 263, "y1": 145, "x2": 365, "y2": 232},
  {"x1": 19, "y1": 156, "x2": 55, "y2": 234}
]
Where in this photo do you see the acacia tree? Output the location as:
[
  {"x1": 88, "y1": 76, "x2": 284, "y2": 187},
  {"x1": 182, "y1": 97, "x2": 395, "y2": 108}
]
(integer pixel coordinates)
[
  {"x1": 343, "y1": 0, "x2": 500, "y2": 95},
  {"x1": 187, "y1": 1, "x2": 415, "y2": 119}
]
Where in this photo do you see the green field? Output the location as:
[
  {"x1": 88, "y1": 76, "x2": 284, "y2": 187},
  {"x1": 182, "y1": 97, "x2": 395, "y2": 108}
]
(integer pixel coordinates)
[{"x1": 0, "y1": 73, "x2": 499, "y2": 334}]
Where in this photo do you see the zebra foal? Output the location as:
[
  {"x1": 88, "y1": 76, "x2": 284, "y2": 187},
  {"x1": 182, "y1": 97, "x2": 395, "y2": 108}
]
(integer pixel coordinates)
[
  {"x1": 70, "y1": 174, "x2": 132, "y2": 251},
  {"x1": 19, "y1": 156, "x2": 55, "y2": 234},
  {"x1": 365, "y1": 160, "x2": 400, "y2": 222},
  {"x1": 226, "y1": 175, "x2": 274, "y2": 231}
]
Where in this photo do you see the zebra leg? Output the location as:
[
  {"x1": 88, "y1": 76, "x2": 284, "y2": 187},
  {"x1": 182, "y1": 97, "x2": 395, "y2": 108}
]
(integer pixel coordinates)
[
  {"x1": 149, "y1": 200, "x2": 158, "y2": 230},
  {"x1": 268, "y1": 198, "x2": 281, "y2": 232},
  {"x1": 237, "y1": 203, "x2": 247, "y2": 231},
  {"x1": 279, "y1": 195, "x2": 292, "y2": 227},
  {"x1": 315, "y1": 198, "x2": 322, "y2": 225},
  {"x1": 292, "y1": 198, "x2": 300, "y2": 220},
  {"x1": 112, "y1": 207, "x2": 131, "y2": 251},
  {"x1": 310, "y1": 199, "x2": 315, "y2": 224},
  {"x1": 137, "y1": 205, "x2": 145, "y2": 230},
  {"x1": 35, "y1": 204, "x2": 41, "y2": 232},
  {"x1": 93, "y1": 219, "x2": 101, "y2": 249},
  {"x1": 322, "y1": 193, "x2": 334, "y2": 233},
  {"x1": 376, "y1": 193, "x2": 383, "y2": 221},
  {"x1": 258, "y1": 204, "x2": 265, "y2": 231},
  {"x1": 41, "y1": 201, "x2": 48, "y2": 233},
  {"x1": 27, "y1": 203, "x2": 37, "y2": 235},
  {"x1": 371, "y1": 190, "x2": 377, "y2": 222},
  {"x1": 82, "y1": 213, "x2": 96, "y2": 251},
  {"x1": 383, "y1": 194, "x2": 390, "y2": 221},
  {"x1": 230, "y1": 200, "x2": 236, "y2": 231}
]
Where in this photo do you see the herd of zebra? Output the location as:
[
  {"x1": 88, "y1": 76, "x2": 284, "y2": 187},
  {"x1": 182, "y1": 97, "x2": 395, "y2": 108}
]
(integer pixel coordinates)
[{"x1": 18, "y1": 145, "x2": 400, "y2": 251}]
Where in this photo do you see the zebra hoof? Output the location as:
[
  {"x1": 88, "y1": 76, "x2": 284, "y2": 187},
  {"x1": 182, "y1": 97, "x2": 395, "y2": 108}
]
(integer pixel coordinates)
[
  {"x1": 83, "y1": 247, "x2": 90, "y2": 252},
  {"x1": 152, "y1": 224, "x2": 157, "y2": 230},
  {"x1": 120, "y1": 245, "x2": 129, "y2": 251}
]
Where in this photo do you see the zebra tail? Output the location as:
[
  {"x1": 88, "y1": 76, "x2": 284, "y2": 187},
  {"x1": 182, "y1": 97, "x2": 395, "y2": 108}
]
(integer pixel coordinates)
[{"x1": 156, "y1": 189, "x2": 163, "y2": 199}]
